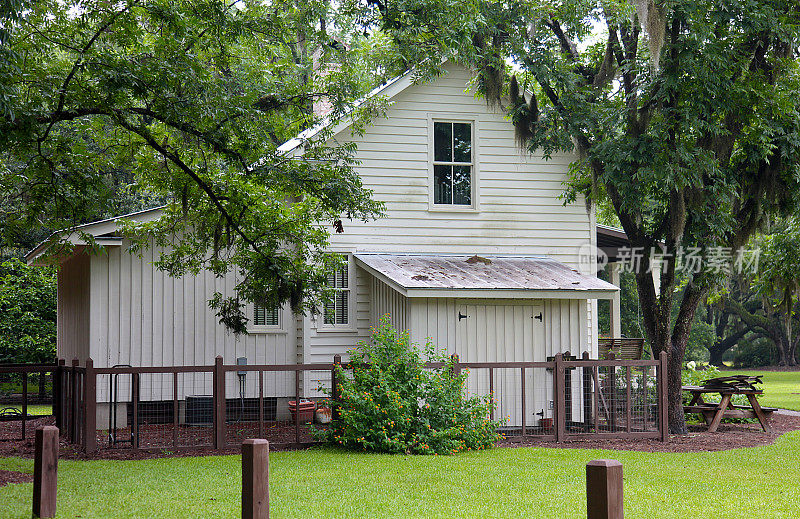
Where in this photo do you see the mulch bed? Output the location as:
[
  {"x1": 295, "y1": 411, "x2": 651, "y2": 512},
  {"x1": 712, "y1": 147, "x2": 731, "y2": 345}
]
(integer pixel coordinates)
[
  {"x1": 1, "y1": 414, "x2": 799, "y2": 459},
  {"x1": 496, "y1": 413, "x2": 800, "y2": 453}
]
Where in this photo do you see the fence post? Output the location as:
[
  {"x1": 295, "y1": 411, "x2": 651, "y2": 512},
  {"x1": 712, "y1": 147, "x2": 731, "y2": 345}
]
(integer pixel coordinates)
[
  {"x1": 582, "y1": 352, "x2": 592, "y2": 432},
  {"x1": 33, "y1": 426, "x2": 59, "y2": 518},
  {"x1": 82, "y1": 358, "x2": 96, "y2": 454},
  {"x1": 214, "y1": 356, "x2": 226, "y2": 450},
  {"x1": 450, "y1": 354, "x2": 460, "y2": 377},
  {"x1": 658, "y1": 351, "x2": 669, "y2": 442},
  {"x1": 331, "y1": 355, "x2": 341, "y2": 421},
  {"x1": 53, "y1": 360, "x2": 64, "y2": 431},
  {"x1": 554, "y1": 353, "x2": 566, "y2": 442},
  {"x1": 70, "y1": 359, "x2": 79, "y2": 444},
  {"x1": 586, "y1": 459, "x2": 623, "y2": 519},
  {"x1": 242, "y1": 439, "x2": 269, "y2": 519}
]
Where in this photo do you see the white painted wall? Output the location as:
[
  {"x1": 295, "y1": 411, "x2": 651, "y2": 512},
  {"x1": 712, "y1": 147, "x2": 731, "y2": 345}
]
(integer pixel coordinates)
[
  {"x1": 304, "y1": 61, "x2": 598, "y2": 369},
  {"x1": 57, "y1": 249, "x2": 90, "y2": 362},
  {"x1": 87, "y1": 241, "x2": 296, "y2": 403}
]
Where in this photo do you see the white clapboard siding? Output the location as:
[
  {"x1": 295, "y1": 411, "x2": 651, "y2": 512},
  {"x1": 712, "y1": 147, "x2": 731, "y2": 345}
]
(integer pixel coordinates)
[
  {"x1": 303, "y1": 62, "x2": 598, "y2": 374},
  {"x1": 88, "y1": 240, "x2": 296, "y2": 403},
  {"x1": 322, "y1": 62, "x2": 592, "y2": 268}
]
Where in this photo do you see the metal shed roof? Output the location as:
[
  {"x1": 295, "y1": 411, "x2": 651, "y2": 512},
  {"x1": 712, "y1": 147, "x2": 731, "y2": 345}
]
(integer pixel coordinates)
[{"x1": 355, "y1": 254, "x2": 618, "y2": 299}]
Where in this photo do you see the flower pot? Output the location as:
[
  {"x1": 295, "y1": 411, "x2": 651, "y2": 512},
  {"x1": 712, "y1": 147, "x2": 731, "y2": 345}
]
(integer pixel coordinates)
[
  {"x1": 288, "y1": 400, "x2": 316, "y2": 423},
  {"x1": 539, "y1": 417, "x2": 553, "y2": 430},
  {"x1": 315, "y1": 407, "x2": 332, "y2": 424}
]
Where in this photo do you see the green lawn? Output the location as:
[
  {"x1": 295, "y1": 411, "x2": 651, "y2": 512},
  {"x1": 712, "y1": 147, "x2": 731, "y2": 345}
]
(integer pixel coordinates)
[
  {"x1": 2, "y1": 433, "x2": 800, "y2": 518},
  {"x1": 722, "y1": 370, "x2": 800, "y2": 411},
  {"x1": 0, "y1": 404, "x2": 52, "y2": 416}
]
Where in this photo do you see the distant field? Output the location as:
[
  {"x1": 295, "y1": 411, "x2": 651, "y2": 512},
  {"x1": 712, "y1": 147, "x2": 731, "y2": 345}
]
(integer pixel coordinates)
[{"x1": 721, "y1": 370, "x2": 800, "y2": 411}]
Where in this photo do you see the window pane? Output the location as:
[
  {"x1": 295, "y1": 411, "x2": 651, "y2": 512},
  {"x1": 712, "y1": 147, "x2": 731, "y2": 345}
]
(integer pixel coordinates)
[
  {"x1": 254, "y1": 304, "x2": 279, "y2": 326},
  {"x1": 434, "y1": 165, "x2": 452, "y2": 204},
  {"x1": 453, "y1": 165, "x2": 472, "y2": 205},
  {"x1": 338, "y1": 267, "x2": 348, "y2": 289},
  {"x1": 335, "y1": 292, "x2": 348, "y2": 325},
  {"x1": 453, "y1": 123, "x2": 471, "y2": 163},
  {"x1": 433, "y1": 122, "x2": 452, "y2": 162},
  {"x1": 324, "y1": 300, "x2": 335, "y2": 325},
  {"x1": 254, "y1": 305, "x2": 266, "y2": 326}
]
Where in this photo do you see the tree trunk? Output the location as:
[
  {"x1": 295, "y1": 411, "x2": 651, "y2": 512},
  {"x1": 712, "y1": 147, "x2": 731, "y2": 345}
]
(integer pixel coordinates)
[
  {"x1": 665, "y1": 283, "x2": 707, "y2": 434},
  {"x1": 708, "y1": 346, "x2": 726, "y2": 367}
]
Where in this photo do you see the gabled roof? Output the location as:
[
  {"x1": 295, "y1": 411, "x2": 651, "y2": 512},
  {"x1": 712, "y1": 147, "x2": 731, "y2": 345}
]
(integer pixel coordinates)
[
  {"x1": 355, "y1": 253, "x2": 618, "y2": 299},
  {"x1": 24, "y1": 207, "x2": 163, "y2": 265},
  {"x1": 277, "y1": 67, "x2": 421, "y2": 155}
]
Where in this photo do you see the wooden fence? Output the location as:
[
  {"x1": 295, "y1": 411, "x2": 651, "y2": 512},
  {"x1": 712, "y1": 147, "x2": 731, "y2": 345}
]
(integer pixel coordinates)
[{"x1": 2, "y1": 352, "x2": 668, "y2": 453}]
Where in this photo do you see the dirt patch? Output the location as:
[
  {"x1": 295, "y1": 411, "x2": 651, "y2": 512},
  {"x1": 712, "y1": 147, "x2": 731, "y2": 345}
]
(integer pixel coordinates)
[
  {"x1": 0, "y1": 469, "x2": 33, "y2": 487},
  {"x1": 496, "y1": 413, "x2": 800, "y2": 453}
]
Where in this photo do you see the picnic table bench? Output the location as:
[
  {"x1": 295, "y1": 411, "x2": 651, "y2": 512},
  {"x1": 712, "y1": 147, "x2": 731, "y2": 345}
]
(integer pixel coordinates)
[{"x1": 683, "y1": 375, "x2": 776, "y2": 433}]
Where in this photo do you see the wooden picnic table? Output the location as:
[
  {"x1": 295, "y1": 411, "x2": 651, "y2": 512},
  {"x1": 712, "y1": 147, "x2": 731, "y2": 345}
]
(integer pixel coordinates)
[{"x1": 682, "y1": 385, "x2": 775, "y2": 433}]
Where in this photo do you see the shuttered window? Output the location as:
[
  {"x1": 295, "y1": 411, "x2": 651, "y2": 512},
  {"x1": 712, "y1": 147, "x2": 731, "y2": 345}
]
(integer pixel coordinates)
[
  {"x1": 433, "y1": 121, "x2": 473, "y2": 205},
  {"x1": 253, "y1": 304, "x2": 280, "y2": 327},
  {"x1": 323, "y1": 265, "x2": 350, "y2": 326}
]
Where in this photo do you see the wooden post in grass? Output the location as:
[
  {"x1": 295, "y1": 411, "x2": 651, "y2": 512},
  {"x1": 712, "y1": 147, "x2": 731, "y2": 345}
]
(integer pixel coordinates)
[
  {"x1": 242, "y1": 439, "x2": 269, "y2": 519},
  {"x1": 586, "y1": 459, "x2": 623, "y2": 519},
  {"x1": 33, "y1": 426, "x2": 58, "y2": 518}
]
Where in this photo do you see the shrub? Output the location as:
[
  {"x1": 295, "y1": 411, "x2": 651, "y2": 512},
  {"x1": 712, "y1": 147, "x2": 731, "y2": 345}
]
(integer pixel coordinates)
[
  {"x1": 731, "y1": 337, "x2": 779, "y2": 368},
  {"x1": 0, "y1": 257, "x2": 56, "y2": 364},
  {"x1": 316, "y1": 316, "x2": 502, "y2": 455}
]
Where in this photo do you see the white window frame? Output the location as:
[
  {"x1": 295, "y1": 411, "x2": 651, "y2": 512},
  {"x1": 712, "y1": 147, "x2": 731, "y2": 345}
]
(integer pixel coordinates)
[
  {"x1": 428, "y1": 113, "x2": 480, "y2": 212},
  {"x1": 248, "y1": 303, "x2": 285, "y2": 334},
  {"x1": 318, "y1": 255, "x2": 355, "y2": 332}
]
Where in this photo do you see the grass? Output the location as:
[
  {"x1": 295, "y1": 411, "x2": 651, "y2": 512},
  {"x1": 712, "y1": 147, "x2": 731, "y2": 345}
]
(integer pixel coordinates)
[
  {"x1": 2, "y1": 434, "x2": 800, "y2": 518},
  {"x1": 0, "y1": 404, "x2": 52, "y2": 416},
  {"x1": 722, "y1": 370, "x2": 800, "y2": 411}
]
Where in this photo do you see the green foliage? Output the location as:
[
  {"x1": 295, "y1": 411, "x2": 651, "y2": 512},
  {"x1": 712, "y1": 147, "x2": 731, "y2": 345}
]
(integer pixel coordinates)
[
  {"x1": 317, "y1": 316, "x2": 501, "y2": 455},
  {"x1": 0, "y1": 0, "x2": 398, "y2": 331},
  {"x1": 0, "y1": 257, "x2": 56, "y2": 363},
  {"x1": 730, "y1": 337, "x2": 780, "y2": 368}
]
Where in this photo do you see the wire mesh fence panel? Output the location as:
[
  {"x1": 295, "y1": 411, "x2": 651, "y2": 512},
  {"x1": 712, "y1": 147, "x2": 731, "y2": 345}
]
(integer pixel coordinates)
[
  {"x1": 133, "y1": 372, "x2": 176, "y2": 449},
  {"x1": 0, "y1": 368, "x2": 56, "y2": 441},
  {"x1": 571, "y1": 362, "x2": 661, "y2": 437},
  {"x1": 481, "y1": 366, "x2": 554, "y2": 437},
  {"x1": 225, "y1": 368, "x2": 317, "y2": 447}
]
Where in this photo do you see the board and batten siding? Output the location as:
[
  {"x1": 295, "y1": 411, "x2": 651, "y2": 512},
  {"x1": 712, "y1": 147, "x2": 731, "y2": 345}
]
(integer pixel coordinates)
[
  {"x1": 87, "y1": 241, "x2": 296, "y2": 402},
  {"x1": 407, "y1": 298, "x2": 587, "y2": 425},
  {"x1": 303, "y1": 61, "x2": 599, "y2": 366},
  {"x1": 57, "y1": 250, "x2": 90, "y2": 363}
]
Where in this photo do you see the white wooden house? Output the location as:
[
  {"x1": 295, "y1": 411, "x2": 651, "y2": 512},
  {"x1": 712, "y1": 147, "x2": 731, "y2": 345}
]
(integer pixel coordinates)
[{"x1": 27, "y1": 62, "x2": 618, "y2": 425}]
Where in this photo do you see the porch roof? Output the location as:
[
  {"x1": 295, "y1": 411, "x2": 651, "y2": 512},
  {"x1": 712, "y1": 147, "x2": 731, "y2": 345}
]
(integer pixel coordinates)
[{"x1": 354, "y1": 254, "x2": 618, "y2": 300}]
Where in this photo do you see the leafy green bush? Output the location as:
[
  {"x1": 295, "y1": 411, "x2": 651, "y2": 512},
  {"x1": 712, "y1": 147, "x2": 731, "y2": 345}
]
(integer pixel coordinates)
[
  {"x1": 0, "y1": 257, "x2": 56, "y2": 364},
  {"x1": 316, "y1": 317, "x2": 501, "y2": 455}
]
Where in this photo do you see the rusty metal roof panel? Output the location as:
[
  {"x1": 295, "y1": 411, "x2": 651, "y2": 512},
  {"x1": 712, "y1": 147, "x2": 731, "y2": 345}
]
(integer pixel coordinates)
[{"x1": 354, "y1": 254, "x2": 618, "y2": 293}]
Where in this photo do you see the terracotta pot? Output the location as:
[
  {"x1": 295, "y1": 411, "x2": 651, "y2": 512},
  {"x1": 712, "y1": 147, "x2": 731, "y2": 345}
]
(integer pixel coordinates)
[{"x1": 315, "y1": 407, "x2": 332, "y2": 424}]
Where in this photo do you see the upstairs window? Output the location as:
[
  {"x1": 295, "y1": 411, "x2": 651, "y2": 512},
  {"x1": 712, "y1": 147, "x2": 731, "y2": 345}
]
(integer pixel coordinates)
[
  {"x1": 323, "y1": 264, "x2": 350, "y2": 326},
  {"x1": 433, "y1": 121, "x2": 473, "y2": 205}
]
